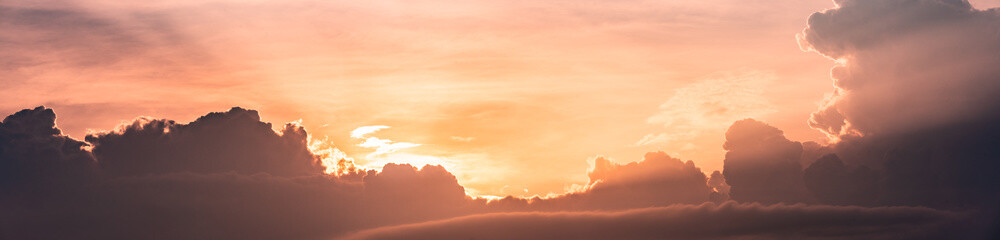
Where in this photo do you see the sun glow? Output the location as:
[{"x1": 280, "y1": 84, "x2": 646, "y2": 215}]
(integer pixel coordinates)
[{"x1": 308, "y1": 135, "x2": 362, "y2": 175}]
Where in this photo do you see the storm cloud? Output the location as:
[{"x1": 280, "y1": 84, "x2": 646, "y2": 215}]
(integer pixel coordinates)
[{"x1": 795, "y1": 0, "x2": 1000, "y2": 208}]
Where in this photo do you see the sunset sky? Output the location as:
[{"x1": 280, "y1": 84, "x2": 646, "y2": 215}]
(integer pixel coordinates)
[{"x1": 3, "y1": 0, "x2": 1000, "y2": 239}]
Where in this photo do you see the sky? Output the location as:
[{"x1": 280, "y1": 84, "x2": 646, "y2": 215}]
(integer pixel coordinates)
[
  {"x1": 3, "y1": 0, "x2": 1000, "y2": 239},
  {"x1": 2, "y1": 0, "x2": 842, "y2": 197},
  {"x1": 2, "y1": 0, "x2": 998, "y2": 197}
]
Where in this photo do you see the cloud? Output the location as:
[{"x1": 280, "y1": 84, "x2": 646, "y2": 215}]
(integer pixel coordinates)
[
  {"x1": 803, "y1": 154, "x2": 879, "y2": 206},
  {"x1": 85, "y1": 107, "x2": 322, "y2": 177},
  {"x1": 449, "y1": 136, "x2": 475, "y2": 142},
  {"x1": 2, "y1": 168, "x2": 479, "y2": 240},
  {"x1": 358, "y1": 137, "x2": 421, "y2": 157},
  {"x1": 707, "y1": 170, "x2": 731, "y2": 202},
  {"x1": 1, "y1": 107, "x2": 482, "y2": 239},
  {"x1": 793, "y1": 0, "x2": 1000, "y2": 208},
  {"x1": 0, "y1": 1, "x2": 236, "y2": 110},
  {"x1": 309, "y1": 136, "x2": 359, "y2": 175},
  {"x1": 531, "y1": 152, "x2": 714, "y2": 210},
  {"x1": 799, "y1": 0, "x2": 1000, "y2": 137},
  {"x1": 722, "y1": 119, "x2": 811, "y2": 204},
  {"x1": 479, "y1": 151, "x2": 717, "y2": 212},
  {"x1": 0, "y1": 107, "x2": 705, "y2": 238},
  {"x1": 721, "y1": 114, "x2": 1000, "y2": 209},
  {"x1": 5, "y1": 0, "x2": 1000, "y2": 239},
  {"x1": 639, "y1": 71, "x2": 776, "y2": 147},
  {"x1": 350, "y1": 125, "x2": 390, "y2": 138},
  {"x1": 828, "y1": 117, "x2": 1000, "y2": 208},
  {"x1": 342, "y1": 202, "x2": 978, "y2": 240},
  {"x1": 2, "y1": 106, "x2": 998, "y2": 239},
  {"x1": 0, "y1": 107, "x2": 97, "y2": 195},
  {"x1": 350, "y1": 125, "x2": 421, "y2": 158}
]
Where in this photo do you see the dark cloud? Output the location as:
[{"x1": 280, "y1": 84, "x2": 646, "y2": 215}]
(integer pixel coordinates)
[
  {"x1": 795, "y1": 0, "x2": 1000, "y2": 209},
  {"x1": 723, "y1": 116, "x2": 1000, "y2": 209},
  {"x1": 717, "y1": 118, "x2": 882, "y2": 207},
  {"x1": 7, "y1": 173, "x2": 361, "y2": 240},
  {"x1": 799, "y1": 140, "x2": 833, "y2": 168},
  {"x1": 721, "y1": 119, "x2": 811, "y2": 204},
  {"x1": 707, "y1": 170, "x2": 730, "y2": 202},
  {"x1": 342, "y1": 202, "x2": 979, "y2": 240},
  {"x1": 2, "y1": 106, "x2": 996, "y2": 239},
  {"x1": 0, "y1": 107, "x2": 482, "y2": 239},
  {"x1": 803, "y1": 154, "x2": 879, "y2": 206},
  {"x1": 85, "y1": 107, "x2": 322, "y2": 177},
  {"x1": 0, "y1": 107, "x2": 96, "y2": 196},
  {"x1": 832, "y1": 121, "x2": 1000, "y2": 208}
]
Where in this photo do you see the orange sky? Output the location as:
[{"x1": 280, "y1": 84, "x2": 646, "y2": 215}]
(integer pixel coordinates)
[{"x1": 3, "y1": 0, "x2": 1000, "y2": 197}]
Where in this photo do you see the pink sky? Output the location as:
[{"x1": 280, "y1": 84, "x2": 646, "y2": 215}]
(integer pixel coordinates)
[{"x1": 2, "y1": 0, "x2": 999, "y2": 197}]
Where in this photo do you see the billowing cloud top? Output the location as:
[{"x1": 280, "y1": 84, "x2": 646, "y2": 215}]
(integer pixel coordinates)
[
  {"x1": 801, "y1": 0, "x2": 1000, "y2": 137},
  {"x1": 85, "y1": 107, "x2": 322, "y2": 177}
]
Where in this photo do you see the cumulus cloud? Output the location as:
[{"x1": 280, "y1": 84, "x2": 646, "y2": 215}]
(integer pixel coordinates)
[
  {"x1": 0, "y1": 107, "x2": 482, "y2": 239},
  {"x1": 792, "y1": 0, "x2": 1000, "y2": 209},
  {"x1": 342, "y1": 202, "x2": 978, "y2": 240},
  {"x1": 481, "y1": 152, "x2": 715, "y2": 212},
  {"x1": 85, "y1": 107, "x2": 322, "y2": 177},
  {"x1": 0, "y1": 107, "x2": 97, "y2": 196},
  {"x1": 800, "y1": 0, "x2": 1000, "y2": 137},
  {"x1": 717, "y1": 118, "x2": 885, "y2": 206},
  {"x1": 2, "y1": 106, "x2": 997, "y2": 239},
  {"x1": 722, "y1": 119, "x2": 811, "y2": 204},
  {"x1": 707, "y1": 170, "x2": 731, "y2": 202},
  {"x1": 542, "y1": 152, "x2": 713, "y2": 210}
]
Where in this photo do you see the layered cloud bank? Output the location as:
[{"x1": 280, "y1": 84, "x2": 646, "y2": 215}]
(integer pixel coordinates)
[
  {"x1": 3, "y1": 0, "x2": 1000, "y2": 239},
  {"x1": 1, "y1": 106, "x2": 738, "y2": 239},
  {"x1": 0, "y1": 107, "x2": 992, "y2": 239},
  {"x1": 343, "y1": 203, "x2": 970, "y2": 240},
  {"x1": 0, "y1": 105, "x2": 994, "y2": 239}
]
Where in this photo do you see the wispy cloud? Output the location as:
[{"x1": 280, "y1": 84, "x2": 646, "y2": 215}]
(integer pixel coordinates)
[
  {"x1": 637, "y1": 70, "x2": 776, "y2": 147},
  {"x1": 350, "y1": 125, "x2": 390, "y2": 138},
  {"x1": 351, "y1": 125, "x2": 421, "y2": 158},
  {"x1": 450, "y1": 136, "x2": 475, "y2": 142}
]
